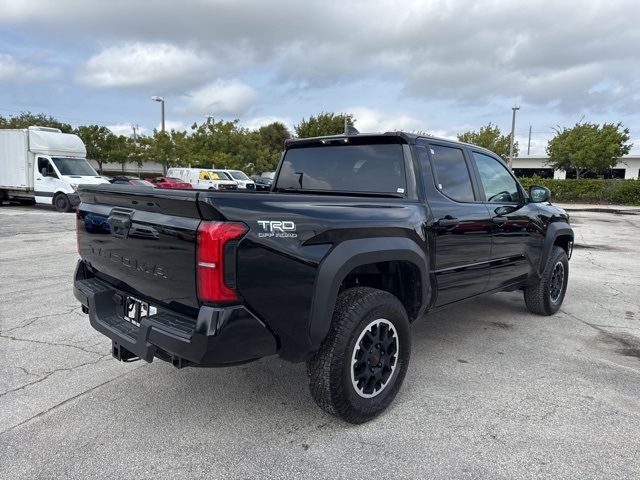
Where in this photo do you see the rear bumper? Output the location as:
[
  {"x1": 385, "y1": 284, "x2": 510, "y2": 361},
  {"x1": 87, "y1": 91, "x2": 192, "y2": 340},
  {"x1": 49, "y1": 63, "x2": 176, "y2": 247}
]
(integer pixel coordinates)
[{"x1": 73, "y1": 260, "x2": 277, "y2": 367}]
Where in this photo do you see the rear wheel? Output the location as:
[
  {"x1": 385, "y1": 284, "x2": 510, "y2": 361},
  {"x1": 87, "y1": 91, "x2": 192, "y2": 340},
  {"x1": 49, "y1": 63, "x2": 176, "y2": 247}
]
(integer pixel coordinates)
[
  {"x1": 53, "y1": 193, "x2": 71, "y2": 213},
  {"x1": 524, "y1": 245, "x2": 569, "y2": 315},
  {"x1": 307, "y1": 287, "x2": 411, "y2": 424}
]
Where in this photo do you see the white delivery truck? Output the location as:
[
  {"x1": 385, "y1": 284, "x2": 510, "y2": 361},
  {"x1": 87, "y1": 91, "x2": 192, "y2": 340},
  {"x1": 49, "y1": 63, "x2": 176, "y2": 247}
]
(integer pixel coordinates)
[
  {"x1": 0, "y1": 126, "x2": 109, "y2": 212},
  {"x1": 166, "y1": 167, "x2": 238, "y2": 190},
  {"x1": 213, "y1": 169, "x2": 256, "y2": 189}
]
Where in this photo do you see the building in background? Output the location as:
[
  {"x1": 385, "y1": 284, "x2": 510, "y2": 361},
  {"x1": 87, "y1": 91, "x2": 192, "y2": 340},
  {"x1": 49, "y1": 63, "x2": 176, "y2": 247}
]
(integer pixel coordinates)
[
  {"x1": 512, "y1": 156, "x2": 640, "y2": 180},
  {"x1": 88, "y1": 160, "x2": 164, "y2": 177}
]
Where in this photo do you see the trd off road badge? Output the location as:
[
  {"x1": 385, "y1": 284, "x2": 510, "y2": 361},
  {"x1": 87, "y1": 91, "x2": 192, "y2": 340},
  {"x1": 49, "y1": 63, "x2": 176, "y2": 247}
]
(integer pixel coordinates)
[{"x1": 257, "y1": 220, "x2": 298, "y2": 238}]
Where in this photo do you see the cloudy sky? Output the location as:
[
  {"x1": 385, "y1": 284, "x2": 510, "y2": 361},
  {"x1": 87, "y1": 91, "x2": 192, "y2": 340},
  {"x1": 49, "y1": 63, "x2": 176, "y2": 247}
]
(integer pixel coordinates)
[{"x1": 0, "y1": 0, "x2": 639, "y2": 155}]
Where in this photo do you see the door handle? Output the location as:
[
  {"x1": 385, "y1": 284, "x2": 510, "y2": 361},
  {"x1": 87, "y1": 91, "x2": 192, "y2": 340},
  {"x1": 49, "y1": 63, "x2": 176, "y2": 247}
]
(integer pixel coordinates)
[
  {"x1": 492, "y1": 216, "x2": 508, "y2": 224},
  {"x1": 436, "y1": 216, "x2": 459, "y2": 228}
]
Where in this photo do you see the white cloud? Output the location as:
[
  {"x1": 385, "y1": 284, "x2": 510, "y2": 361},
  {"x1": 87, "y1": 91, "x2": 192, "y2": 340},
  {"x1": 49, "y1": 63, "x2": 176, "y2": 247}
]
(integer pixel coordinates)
[
  {"x1": 242, "y1": 115, "x2": 293, "y2": 131},
  {"x1": 107, "y1": 121, "x2": 186, "y2": 136},
  {"x1": 0, "y1": 53, "x2": 60, "y2": 83},
  {"x1": 348, "y1": 107, "x2": 424, "y2": 133},
  {"x1": 182, "y1": 80, "x2": 259, "y2": 117},
  {"x1": 106, "y1": 124, "x2": 136, "y2": 136},
  {"x1": 160, "y1": 120, "x2": 188, "y2": 132},
  {"x1": 76, "y1": 42, "x2": 211, "y2": 88}
]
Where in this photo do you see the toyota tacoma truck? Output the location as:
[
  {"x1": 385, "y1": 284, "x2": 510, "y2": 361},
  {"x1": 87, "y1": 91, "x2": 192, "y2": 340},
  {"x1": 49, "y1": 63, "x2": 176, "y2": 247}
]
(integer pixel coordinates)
[{"x1": 73, "y1": 132, "x2": 573, "y2": 423}]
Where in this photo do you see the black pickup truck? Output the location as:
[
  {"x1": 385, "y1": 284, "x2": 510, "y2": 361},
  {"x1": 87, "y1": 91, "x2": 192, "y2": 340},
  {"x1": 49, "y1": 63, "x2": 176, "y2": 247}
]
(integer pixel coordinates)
[{"x1": 73, "y1": 132, "x2": 573, "y2": 423}]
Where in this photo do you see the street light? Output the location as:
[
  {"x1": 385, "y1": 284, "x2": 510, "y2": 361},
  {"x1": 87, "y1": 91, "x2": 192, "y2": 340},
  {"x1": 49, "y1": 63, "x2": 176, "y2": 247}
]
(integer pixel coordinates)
[
  {"x1": 151, "y1": 96, "x2": 165, "y2": 133},
  {"x1": 509, "y1": 105, "x2": 520, "y2": 169},
  {"x1": 151, "y1": 96, "x2": 166, "y2": 174}
]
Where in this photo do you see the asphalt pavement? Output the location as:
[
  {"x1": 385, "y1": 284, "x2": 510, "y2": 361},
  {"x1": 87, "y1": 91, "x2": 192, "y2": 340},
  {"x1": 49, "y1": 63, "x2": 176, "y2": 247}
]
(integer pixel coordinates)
[{"x1": 1, "y1": 203, "x2": 639, "y2": 479}]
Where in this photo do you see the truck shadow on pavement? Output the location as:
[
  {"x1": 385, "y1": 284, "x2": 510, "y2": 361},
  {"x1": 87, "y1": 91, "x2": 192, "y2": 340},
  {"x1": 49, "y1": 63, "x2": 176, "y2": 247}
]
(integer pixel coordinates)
[{"x1": 104, "y1": 291, "x2": 534, "y2": 429}]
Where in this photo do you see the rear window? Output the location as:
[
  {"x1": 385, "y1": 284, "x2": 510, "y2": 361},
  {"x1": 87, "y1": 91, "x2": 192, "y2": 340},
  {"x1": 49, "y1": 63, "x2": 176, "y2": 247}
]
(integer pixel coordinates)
[
  {"x1": 276, "y1": 144, "x2": 406, "y2": 195},
  {"x1": 165, "y1": 177, "x2": 183, "y2": 182}
]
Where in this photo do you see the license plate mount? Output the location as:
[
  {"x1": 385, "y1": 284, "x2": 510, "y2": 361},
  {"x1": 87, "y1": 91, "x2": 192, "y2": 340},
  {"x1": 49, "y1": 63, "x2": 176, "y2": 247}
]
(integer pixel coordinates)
[{"x1": 124, "y1": 296, "x2": 157, "y2": 326}]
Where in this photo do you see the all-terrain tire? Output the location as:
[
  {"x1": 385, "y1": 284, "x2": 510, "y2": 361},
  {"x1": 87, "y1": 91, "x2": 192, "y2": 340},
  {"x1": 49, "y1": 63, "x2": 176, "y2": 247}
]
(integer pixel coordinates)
[
  {"x1": 524, "y1": 245, "x2": 569, "y2": 315},
  {"x1": 53, "y1": 193, "x2": 71, "y2": 213},
  {"x1": 306, "y1": 287, "x2": 411, "y2": 424}
]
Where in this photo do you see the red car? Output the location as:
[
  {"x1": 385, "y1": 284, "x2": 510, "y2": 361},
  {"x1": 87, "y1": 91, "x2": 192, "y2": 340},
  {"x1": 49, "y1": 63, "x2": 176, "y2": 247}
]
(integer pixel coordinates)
[{"x1": 147, "y1": 176, "x2": 192, "y2": 189}]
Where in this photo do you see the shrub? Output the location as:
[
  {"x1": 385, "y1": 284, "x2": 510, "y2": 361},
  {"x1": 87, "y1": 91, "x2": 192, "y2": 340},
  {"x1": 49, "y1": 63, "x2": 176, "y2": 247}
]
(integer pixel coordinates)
[{"x1": 517, "y1": 177, "x2": 640, "y2": 205}]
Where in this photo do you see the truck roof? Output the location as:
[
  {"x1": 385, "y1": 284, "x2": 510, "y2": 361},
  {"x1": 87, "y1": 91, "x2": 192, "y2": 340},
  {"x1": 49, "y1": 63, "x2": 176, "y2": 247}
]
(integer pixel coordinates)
[{"x1": 284, "y1": 131, "x2": 499, "y2": 158}]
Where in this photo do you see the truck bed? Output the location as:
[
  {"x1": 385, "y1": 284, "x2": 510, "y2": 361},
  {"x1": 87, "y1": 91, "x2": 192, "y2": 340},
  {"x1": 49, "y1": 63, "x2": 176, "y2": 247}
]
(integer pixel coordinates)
[{"x1": 76, "y1": 183, "x2": 423, "y2": 360}]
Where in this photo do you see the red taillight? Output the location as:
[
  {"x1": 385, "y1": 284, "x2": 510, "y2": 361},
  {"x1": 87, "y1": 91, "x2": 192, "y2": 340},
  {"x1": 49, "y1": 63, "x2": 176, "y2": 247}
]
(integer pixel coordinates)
[{"x1": 196, "y1": 221, "x2": 247, "y2": 303}]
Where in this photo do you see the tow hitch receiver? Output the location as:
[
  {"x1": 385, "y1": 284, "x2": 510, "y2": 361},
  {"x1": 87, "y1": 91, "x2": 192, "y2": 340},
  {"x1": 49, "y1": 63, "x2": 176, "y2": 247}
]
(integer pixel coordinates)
[{"x1": 112, "y1": 341, "x2": 139, "y2": 362}]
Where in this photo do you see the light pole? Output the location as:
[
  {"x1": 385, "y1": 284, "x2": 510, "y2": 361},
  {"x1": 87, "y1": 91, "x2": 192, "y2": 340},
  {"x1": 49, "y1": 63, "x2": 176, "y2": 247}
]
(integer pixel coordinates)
[
  {"x1": 151, "y1": 96, "x2": 165, "y2": 133},
  {"x1": 508, "y1": 105, "x2": 520, "y2": 169},
  {"x1": 151, "y1": 96, "x2": 166, "y2": 174}
]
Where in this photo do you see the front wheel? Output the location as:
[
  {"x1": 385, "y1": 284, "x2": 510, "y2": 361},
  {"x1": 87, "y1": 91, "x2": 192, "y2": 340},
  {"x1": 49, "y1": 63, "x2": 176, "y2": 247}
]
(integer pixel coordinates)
[
  {"x1": 524, "y1": 245, "x2": 569, "y2": 315},
  {"x1": 53, "y1": 193, "x2": 71, "y2": 213},
  {"x1": 307, "y1": 287, "x2": 411, "y2": 424}
]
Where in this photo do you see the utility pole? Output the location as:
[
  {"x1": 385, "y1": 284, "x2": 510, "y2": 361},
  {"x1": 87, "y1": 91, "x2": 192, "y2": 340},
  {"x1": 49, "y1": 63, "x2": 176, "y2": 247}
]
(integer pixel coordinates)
[
  {"x1": 509, "y1": 105, "x2": 520, "y2": 169},
  {"x1": 527, "y1": 125, "x2": 532, "y2": 156}
]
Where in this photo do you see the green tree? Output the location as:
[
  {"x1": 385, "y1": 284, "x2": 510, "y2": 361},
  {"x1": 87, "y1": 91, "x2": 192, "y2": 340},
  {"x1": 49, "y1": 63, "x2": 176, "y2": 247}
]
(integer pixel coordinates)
[
  {"x1": 74, "y1": 125, "x2": 114, "y2": 173},
  {"x1": 294, "y1": 112, "x2": 354, "y2": 138},
  {"x1": 546, "y1": 122, "x2": 632, "y2": 179},
  {"x1": 457, "y1": 123, "x2": 516, "y2": 161},
  {"x1": 0, "y1": 111, "x2": 73, "y2": 133},
  {"x1": 105, "y1": 134, "x2": 138, "y2": 173},
  {"x1": 141, "y1": 130, "x2": 176, "y2": 174},
  {"x1": 258, "y1": 122, "x2": 290, "y2": 152}
]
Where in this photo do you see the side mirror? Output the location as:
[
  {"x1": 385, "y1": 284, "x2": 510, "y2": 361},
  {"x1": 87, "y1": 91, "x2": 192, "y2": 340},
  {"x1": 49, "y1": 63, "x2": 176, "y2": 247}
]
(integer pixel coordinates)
[
  {"x1": 41, "y1": 167, "x2": 48, "y2": 177},
  {"x1": 529, "y1": 185, "x2": 550, "y2": 203}
]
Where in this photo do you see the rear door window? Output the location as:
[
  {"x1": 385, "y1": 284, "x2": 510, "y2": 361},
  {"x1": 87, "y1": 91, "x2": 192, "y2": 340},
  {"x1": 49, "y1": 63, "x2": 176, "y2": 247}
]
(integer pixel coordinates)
[
  {"x1": 428, "y1": 145, "x2": 475, "y2": 202},
  {"x1": 276, "y1": 143, "x2": 406, "y2": 195}
]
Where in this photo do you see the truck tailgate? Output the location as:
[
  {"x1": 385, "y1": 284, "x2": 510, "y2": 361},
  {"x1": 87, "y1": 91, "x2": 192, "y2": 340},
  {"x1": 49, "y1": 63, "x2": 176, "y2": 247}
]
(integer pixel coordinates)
[{"x1": 77, "y1": 185, "x2": 202, "y2": 315}]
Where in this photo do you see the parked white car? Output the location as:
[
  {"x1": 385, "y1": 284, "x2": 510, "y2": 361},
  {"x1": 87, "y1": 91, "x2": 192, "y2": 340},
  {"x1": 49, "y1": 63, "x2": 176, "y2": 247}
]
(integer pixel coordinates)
[
  {"x1": 166, "y1": 168, "x2": 238, "y2": 190},
  {"x1": 213, "y1": 169, "x2": 255, "y2": 190},
  {"x1": 0, "y1": 126, "x2": 108, "y2": 212}
]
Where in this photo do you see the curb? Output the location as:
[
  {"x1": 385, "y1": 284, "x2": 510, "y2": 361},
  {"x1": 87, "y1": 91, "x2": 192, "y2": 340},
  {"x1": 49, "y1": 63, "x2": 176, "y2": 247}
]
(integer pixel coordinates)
[{"x1": 557, "y1": 206, "x2": 640, "y2": 215}]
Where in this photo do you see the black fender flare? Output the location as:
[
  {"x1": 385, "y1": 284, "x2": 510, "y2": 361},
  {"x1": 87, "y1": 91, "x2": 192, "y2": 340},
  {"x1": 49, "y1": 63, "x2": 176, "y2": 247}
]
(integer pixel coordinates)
[
  {"x1": 538, "y1": 222, "x2": 573, "y2": 274},
  {"x1": 308, "y1": 237, "x2": 429, "y2": 347}
]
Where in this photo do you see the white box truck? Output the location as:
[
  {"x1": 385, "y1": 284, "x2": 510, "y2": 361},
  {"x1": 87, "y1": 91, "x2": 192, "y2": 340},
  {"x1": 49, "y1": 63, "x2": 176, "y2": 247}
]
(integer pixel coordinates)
[{"x1": 0, "y1": 126, "x2": 109, "y2": 211}]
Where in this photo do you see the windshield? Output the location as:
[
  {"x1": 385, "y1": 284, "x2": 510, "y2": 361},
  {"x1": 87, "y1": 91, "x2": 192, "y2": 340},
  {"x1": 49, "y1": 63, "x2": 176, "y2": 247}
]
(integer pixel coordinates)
[
  {"x1": 201, "y1": 171, "x2": 231, "y2": 181},
  {"x1": 229, "y1": 170, "x2": 250, "y2": 180},
  {"x1": 276, "y1": 143, "x2": 406, "y2": 195},
  {"x1": 52, "y1": 157, "x2": 98, "y2": 176}
]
